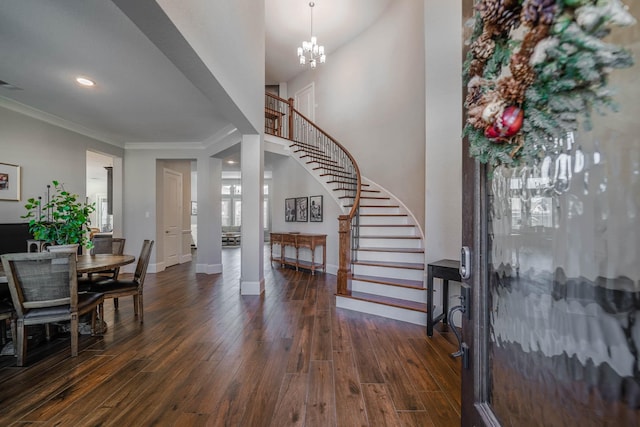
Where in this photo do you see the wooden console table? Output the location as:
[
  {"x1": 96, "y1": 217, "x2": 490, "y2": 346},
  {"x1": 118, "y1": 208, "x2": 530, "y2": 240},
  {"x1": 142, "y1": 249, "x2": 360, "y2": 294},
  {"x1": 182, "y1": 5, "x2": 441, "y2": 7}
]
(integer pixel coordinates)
[{"x1": 270, "y1": 232, "x2": 326, "y2": 275}]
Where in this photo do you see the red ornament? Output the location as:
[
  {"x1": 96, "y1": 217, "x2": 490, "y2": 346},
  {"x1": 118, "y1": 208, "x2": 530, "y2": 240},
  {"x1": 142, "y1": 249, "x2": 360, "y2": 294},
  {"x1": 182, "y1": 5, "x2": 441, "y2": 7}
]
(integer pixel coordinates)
[{"x1": 485, "y1": 106, "x2": 524, "y2": 140}]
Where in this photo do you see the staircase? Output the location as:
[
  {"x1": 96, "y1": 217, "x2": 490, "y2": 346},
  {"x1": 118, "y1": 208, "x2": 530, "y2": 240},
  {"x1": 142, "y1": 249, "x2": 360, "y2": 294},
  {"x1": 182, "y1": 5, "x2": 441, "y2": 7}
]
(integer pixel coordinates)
[{"x1": 265, "y1": 92, "x2": 428, "y2": 326}]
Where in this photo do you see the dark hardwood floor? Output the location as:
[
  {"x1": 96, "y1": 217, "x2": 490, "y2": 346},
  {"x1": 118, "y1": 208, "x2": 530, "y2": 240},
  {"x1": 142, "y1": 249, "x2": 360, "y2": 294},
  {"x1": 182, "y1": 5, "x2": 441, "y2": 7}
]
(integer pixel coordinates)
[{"x1": 0, "y1": 247, "x2": 461, "y2": 426}]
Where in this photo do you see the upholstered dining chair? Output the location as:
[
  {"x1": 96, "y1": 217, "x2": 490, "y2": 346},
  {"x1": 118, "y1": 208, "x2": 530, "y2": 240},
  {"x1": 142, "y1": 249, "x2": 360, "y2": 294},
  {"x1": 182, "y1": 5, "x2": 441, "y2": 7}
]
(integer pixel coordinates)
[
  {"x1": 1, "y1": 252, "x2": 104, "y2": 366},
  {"x1": 91, "y1": 240, "x2": 154, "y2": 324}
]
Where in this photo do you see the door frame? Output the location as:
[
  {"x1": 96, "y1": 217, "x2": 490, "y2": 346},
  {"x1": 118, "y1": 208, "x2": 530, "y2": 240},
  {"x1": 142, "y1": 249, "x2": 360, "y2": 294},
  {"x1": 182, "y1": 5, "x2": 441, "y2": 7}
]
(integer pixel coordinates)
[{"x1": 460, "y1": 0, "x2": 500, "y2": 424}]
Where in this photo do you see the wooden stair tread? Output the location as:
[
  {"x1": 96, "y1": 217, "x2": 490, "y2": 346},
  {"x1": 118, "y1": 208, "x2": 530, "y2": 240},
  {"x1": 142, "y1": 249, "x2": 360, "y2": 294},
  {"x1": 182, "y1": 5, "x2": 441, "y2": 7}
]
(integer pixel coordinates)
[
  {"x1": 327, "y1": 179, "x2": 366, "y2": 185},
  {"x1": 300, "y1": 155, "x2": 335, "y2": 163},
  {"x1": 304, "y1": 158, "x2": 338, "y2": 166},
  {"x1": 319, "y1": 173, "x2": 357, "y2": 179},
  {"x1": 312, "y1": 166, "x2": 346, "y2": 173},
  {"x1": 339, "y1": 291, "x2": 427, "y2": 313},
  {"x1": 347, "y1": 204, "x2": 400, "y2": 208},
  {"x1": 360, "y1": 196, "x2": 390, "y2": 200},
  {"x1": 293, "y1": 147, "x2": 325, "y2": 156},
  {"x1": 351, "y1": 273, "x2": 424, "y2": 289},
  {"x1": 357, "y1": 247, "x2": 424, "y2": 253},
  {"x1": 353, "y1": 260, "x2": 424, "y2": 270},
  {"x1": 290, "y1": 142, "x2": 325, "y2": 152}
]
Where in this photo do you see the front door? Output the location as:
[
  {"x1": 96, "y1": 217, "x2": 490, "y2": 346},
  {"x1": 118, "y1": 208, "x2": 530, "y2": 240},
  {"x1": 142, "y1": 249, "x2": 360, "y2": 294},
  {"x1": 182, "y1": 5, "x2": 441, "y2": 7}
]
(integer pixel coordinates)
[
  {"x1": 460, "y1": 1, "x2": 640, "y2": 425},
  {"x1": 163, "y1": 168, "x2": 182, "y2": 268}
]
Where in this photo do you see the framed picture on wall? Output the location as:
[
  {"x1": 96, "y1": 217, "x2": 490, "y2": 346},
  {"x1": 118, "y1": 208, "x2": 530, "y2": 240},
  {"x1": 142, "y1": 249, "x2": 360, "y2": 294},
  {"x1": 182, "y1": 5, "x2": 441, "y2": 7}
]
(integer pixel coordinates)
[
  {"x1": 295, "y1": 197, "x2": 308, "y2": 222},
  {"x1": 0, "y1": 162, "x2": 20, "y2": 201},
  {"x1": 285, "y1": 198, "x2": 296, "y2": 222},
  {"x1": 309, "y1": 195, "x2": 323, "y2": 222}
]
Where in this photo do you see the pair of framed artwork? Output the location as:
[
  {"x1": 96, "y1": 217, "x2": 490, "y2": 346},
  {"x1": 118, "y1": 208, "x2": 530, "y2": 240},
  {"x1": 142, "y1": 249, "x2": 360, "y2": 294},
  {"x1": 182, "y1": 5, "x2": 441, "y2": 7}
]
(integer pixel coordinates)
[{"x1": 285, "y1": 195, "x2": 323, "y2": 223}]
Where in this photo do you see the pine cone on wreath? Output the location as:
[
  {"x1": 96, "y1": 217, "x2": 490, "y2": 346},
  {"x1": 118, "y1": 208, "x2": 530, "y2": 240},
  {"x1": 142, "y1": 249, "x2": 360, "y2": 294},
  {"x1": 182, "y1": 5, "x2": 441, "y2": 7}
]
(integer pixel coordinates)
[
  {"x1": 468, "y1": 59, "x2": 486, "y2": 79},
  {"x1": 498, "y1": 76, "x2": 528, "y2": 105},
  {"x1": 471, "y1": 32, "x2": 496, "y2": 62},
  {"x1": 477, "y1": 0, "x2": 504, "y2": 25},
  {"x1": 522, "y1": 0, "x2": 557, "y2": 27}
]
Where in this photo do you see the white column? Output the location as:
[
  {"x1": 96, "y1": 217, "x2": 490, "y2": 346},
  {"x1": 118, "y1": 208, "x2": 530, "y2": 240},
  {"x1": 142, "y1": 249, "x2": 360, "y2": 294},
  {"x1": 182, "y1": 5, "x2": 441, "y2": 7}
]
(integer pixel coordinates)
[
  {"x1": 240, "y1": 133, "x2": 264, "y2": 294},
  {"x1": 196, "y1": 155, "x2": 222, "y2": 274}
]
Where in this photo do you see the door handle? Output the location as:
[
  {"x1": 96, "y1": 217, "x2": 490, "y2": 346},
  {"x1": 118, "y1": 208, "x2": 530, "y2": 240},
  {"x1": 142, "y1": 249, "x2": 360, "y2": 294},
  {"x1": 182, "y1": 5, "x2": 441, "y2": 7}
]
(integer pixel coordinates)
[{"x1": 460, "y1": 246, "x2": 471, "y2": 279}]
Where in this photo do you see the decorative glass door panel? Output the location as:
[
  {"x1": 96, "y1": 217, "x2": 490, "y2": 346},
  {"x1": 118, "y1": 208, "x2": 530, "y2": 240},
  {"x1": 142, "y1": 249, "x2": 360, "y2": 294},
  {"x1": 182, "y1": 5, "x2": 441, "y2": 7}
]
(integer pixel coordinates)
[
  {"x1": 488, "y1": 131, "x2": 640, "y2": 424},
  {"x1": 462, "y1": 1, "x2": 640, "y2": 425}
]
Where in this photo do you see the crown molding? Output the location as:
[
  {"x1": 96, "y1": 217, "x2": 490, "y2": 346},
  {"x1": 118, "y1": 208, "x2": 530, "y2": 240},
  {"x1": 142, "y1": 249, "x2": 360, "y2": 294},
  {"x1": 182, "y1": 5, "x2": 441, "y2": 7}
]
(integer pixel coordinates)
[{"x1": 0, "y1": 95, "x2": 124, "y2": 147}]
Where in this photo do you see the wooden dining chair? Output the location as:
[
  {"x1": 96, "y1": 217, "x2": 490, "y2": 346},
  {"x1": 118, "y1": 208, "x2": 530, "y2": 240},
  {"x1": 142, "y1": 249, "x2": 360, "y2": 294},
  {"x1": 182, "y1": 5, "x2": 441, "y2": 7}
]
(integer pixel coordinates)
[
  {"x1": 0, "y1": 252, "x2": 104, "y2": 366},
  {"x1": 0, "y1": 300, "x2": 15, "y2": 348},
  {"x1": 86, "y1": 237, "x2": 126, "y2": 283},
  {"x1": 91, "y1": 240, "x2": 154, "y2": 324}
]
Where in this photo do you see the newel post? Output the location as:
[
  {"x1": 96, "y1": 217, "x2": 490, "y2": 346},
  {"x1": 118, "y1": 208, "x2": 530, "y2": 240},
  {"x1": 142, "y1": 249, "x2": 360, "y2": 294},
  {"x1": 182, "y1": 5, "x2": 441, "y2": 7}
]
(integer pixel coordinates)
[
  {"x1": 337, "y1": 214, "x2": 352, "y2": 295},
  {"x1": 287, "y1": 97, "x2": 295, "y2": 139}
]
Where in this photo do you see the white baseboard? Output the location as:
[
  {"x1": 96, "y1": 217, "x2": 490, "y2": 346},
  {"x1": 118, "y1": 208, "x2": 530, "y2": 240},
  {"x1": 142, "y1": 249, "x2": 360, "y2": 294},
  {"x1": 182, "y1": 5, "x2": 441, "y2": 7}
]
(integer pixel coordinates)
[
  {"x1": 240, "y1": 277, "x2": 265, "y2": 295},
  {"x1": 336, "y1": 296, "x2": 427, "y2": 326},
  {"x1": 196, "y1": 263, "x2": 222, "y2": 274},
  {"x1": 180, "y1": 253, "x2": 192, "y2": 263}
]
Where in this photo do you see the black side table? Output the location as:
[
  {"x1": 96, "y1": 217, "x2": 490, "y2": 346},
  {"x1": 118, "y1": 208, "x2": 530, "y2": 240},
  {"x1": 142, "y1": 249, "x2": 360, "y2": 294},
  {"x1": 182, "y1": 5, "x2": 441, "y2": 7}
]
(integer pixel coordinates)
[{"x1": 426, "y1": 259, "x2": 461, "y2": 337}]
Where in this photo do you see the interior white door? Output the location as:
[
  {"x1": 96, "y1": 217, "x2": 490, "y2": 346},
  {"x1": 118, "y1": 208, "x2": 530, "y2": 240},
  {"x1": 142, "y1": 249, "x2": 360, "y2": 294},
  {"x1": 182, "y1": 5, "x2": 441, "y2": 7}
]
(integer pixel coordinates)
[
  {"x1": 163, "y1": 168, "x2": 182, "y2": 268},
  {"x1": 294, "y1": 82, "x2": 315, "y2": 121}
]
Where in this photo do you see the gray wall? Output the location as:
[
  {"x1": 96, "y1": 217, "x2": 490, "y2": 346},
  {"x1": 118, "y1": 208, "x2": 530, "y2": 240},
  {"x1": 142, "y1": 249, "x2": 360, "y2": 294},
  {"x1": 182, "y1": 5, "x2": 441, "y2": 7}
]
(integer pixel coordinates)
[{"x1": 0, "y1": 104, "x2": 123, "y2": 223}]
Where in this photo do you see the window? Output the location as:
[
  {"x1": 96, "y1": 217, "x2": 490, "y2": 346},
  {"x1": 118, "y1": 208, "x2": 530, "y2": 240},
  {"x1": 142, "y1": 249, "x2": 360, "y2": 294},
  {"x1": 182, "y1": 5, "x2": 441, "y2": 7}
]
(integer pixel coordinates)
[
  {"x1": 221, "y1": 180, "x2": 271, "y2": 232},
  {"x1": 221, "y1": 200, "x2": 231, "y2": 226},
  {"x1": 234, "y1": 200, "x2": 242, "y2": 226}
]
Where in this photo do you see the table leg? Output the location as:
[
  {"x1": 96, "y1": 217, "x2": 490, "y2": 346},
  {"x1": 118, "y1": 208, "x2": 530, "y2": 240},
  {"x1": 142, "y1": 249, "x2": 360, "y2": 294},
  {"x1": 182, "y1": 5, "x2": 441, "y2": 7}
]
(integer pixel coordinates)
[
  {"x1": 427, "y1": 265, "x2": 434, "y2": 337},
  {"x1": 442, "y1": 279, "x2": 449, "y2": 325}
]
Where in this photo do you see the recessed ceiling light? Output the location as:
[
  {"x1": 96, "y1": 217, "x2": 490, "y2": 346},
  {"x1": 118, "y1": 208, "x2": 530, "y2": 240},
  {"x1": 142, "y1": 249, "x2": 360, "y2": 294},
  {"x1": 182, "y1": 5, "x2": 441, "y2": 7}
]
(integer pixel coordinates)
[
  {"x1": 75, "y1": 76, "x2": 95, "y2": 87},
  {"x1": 227, "y1": 160, "x2": 236, "y2": 164}
]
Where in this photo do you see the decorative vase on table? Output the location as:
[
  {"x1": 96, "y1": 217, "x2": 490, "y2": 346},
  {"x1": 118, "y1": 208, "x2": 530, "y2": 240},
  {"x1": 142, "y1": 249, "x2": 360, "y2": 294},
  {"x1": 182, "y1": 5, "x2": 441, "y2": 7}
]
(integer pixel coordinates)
[{"x1": 21, "y1": 180, "x2": 96, "y2": 255}]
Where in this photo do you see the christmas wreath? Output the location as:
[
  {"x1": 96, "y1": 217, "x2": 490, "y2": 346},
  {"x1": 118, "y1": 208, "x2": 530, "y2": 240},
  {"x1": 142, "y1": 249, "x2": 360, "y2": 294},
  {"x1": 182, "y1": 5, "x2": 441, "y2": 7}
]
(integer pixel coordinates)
[{"x1": 463, "y1": 0, "x2": 636, "y2": 166}]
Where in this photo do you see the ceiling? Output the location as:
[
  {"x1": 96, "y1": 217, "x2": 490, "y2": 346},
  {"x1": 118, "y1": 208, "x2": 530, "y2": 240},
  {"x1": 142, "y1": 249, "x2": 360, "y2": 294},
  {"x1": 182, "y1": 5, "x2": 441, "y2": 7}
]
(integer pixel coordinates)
[{"x1": 0, "y1": 0, "x2": 392, "y2": 147}]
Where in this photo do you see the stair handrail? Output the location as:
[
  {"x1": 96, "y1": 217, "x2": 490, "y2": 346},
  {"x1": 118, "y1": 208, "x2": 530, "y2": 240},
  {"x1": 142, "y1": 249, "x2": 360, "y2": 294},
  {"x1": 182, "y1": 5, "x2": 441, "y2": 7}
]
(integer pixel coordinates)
[{"x1": 265, "y1": 92, "x2": 360, "y2": 295}]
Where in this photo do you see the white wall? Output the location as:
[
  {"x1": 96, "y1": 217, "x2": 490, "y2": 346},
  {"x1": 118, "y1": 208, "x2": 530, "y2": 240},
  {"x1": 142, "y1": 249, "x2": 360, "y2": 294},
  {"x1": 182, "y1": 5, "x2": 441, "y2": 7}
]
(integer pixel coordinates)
[
  {"x1": 271, "y1": 156, "x2": 342, "y2": 273},
  {"x1": 287, "y1": 0, "x2": 426, "y2": 227},
  {"x1": 0, "y1": 105, "x2": 123, "y2": 222},
  {"x1": 156, "y1": 0, "x2": 265, "y2": 134},
  {"x1": 424, "y1": 0, "x2": 463, "y2": 264}
]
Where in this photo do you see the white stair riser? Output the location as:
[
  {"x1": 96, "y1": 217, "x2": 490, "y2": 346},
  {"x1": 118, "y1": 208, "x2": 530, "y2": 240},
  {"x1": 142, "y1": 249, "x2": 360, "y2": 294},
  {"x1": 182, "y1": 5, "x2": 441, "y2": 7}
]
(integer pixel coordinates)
[
  {"x1": 353, "y1": 264, "x2": 424, "y2": 281},
  {"x1": 359, "y1": 206, "x2": 401, "y2": 215},
  {"x1": 351, "y1": 280, "x2": 427, "y2": 302},
  {"x1": 357, "y1": 237, "x2": 423, "y2": 249},
  {"x1": 359, "y1": 226, "x2": 417, "y2": 237},
  {"x1": 356, "y1": 250, "x2": 424, "y2": 264},
  {"x1": 359, "y1": 215, "x2": 409, "y2": 226},
  {"x1": 336, "y1": 296, "x2": 426, "y2": 326}
]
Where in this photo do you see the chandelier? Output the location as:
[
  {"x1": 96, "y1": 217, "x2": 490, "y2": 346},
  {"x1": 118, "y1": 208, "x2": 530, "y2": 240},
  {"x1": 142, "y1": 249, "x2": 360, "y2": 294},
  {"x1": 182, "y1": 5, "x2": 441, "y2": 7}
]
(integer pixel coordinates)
[{"x1": 297, "y1": 2, "x2": 326, "y2": 68}]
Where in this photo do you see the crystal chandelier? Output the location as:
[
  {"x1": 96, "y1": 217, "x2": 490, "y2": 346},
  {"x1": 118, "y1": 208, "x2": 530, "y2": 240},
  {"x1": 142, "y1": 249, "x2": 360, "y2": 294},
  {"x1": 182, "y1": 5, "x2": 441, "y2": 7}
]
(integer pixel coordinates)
[{"x1": 297, "y1": 2, "x2": 326, "y2": 69}]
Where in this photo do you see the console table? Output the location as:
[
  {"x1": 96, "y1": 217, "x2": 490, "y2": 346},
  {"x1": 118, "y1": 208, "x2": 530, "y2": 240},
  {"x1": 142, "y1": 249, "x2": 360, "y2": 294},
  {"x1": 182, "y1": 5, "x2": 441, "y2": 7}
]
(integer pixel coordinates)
[
  {"x1": 426, "y1": 259, "x2": 461, "y2": 337},
  {"x1": 270, "y1": 232, "x2": 326, "y2": 275}
]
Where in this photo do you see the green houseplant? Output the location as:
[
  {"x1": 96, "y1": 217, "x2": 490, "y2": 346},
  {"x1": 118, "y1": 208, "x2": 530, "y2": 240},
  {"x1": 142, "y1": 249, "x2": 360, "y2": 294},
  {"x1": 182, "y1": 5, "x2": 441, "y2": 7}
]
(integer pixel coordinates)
[{"x1": 22, "y1": 180, "x2": 96, "y2": 249}]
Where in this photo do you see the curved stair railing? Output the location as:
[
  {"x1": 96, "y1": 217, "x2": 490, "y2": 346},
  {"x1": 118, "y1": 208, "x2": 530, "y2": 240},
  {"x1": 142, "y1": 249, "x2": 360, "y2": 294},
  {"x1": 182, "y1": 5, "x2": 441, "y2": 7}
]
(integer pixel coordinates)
[{"x1": 265, "y1": 92, "x2": 360, "y2": 294}]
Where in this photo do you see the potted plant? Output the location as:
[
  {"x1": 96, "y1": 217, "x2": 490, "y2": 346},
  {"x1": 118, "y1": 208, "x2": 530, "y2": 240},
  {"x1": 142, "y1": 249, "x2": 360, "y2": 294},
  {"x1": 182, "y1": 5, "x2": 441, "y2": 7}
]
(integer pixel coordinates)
[{"x1": 22, "y1": 180, "x2": 96, "y2": 251}]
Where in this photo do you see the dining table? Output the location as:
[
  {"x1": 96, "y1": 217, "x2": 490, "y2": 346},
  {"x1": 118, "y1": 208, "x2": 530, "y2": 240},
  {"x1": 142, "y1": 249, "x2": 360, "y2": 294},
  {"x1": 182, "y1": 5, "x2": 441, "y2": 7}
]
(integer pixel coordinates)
[{"x1": 0, "y1": 253, "x2": 136, "y2": 284}]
